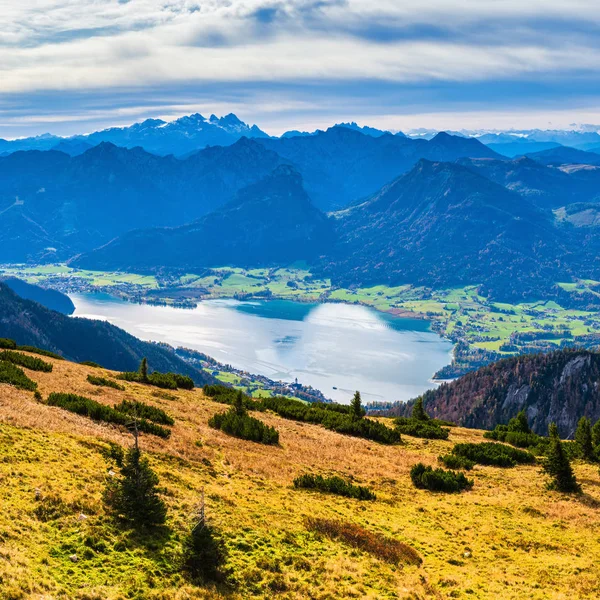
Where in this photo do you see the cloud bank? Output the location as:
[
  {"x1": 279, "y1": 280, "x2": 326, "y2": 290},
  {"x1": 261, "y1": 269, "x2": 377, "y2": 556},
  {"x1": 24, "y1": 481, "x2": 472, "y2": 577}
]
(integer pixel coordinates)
[{"x1": 1, "y1": 0, "x2": 599, "y2": 136}]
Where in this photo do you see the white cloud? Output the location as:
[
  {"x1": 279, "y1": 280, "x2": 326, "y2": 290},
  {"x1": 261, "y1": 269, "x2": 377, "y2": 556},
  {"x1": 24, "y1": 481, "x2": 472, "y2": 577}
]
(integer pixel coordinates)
[{"x1": 1, "y1": 0, "x2": 600, "y2": 136}]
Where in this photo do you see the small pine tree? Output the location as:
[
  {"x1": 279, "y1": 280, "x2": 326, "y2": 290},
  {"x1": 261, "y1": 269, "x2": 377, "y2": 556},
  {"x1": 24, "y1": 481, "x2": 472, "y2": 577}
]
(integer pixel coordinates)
[
  {"x1": 412, "y1": 397, "x2": 429, "y2": 422},
  {"x1": 543, "y1": 422, "x2": 581, "y2": 494},
  {"x1": 575, "y1": 416, "x2": 594, "y2": 461},
  {"x1": 507, "y1": 410, "x2": 531, "y2": 434},
  {"x1": 591, "y1": 419, "x2": 600, "y2": 449},
  {"x1": 104, "y1": 445, "x2": 167, "y2": 526},
  {"x1": 139, "y1": 357, "x2": 149, "y2": 383},
  {"x1": 185, "y1": 522, "x2": 225, "y2": 582},
  {"x1": 233, "y1": 390, "x2": 246, "y2": 416},
  {"x1": 350, "y1": 391, "x2": 363, "y2": 420}
]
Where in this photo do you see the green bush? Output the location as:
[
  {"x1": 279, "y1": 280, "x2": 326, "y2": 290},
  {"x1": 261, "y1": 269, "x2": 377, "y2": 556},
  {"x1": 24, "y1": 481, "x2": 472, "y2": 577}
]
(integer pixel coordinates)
[
  {"x1": 203, "y1": 385, "x2": 262, "y2": 410},
  {"x1": 293, "y1": 473, "x2": 375, "y2": 500},
  {"x1": 80, "y1": 361, "x2": 102, "y2": 368},
  {"x1": 438, "y1": 454, "x2": 475, "y2": 470},
  {"x1": 0, "y1": 338, "x2": 17, "y2": 349},
  {"x1": 0, "y1": 361, "x2": 38, "y2": 391},
  {"x1": 118, "y1": 370, "x2": 192, "y2": 390},
  {"x1": 46, "y1": 393, "x2": 171, "y2": 438},
  {"x1": 209, "y1": 409, "x2": 279, "y2": 444},
  {"x1": 451, "y1": 442, "x2": 535, "y2": 467},
  {"x1": 258, "y1": 396, "x2": 400, "y2": 444},
  {"x1": 169, "y1": 373, "x2": 194, "y2": 390},
  {"x1": 395, "y1": 417, "x2": 449, "y2": 440},
  {"x1": 114, "y1": 399, "x2": 174, "y2": 426},
  {"x1": 410, "y1": 463, "x2": 473, "y2": 493},
  {"x1": 16, "y1": 345, "x2": 64, "y2": 360},
  {"x1": 87, "y1": 374, "x2": 125, "y2": 391},
  {"x1": 0, "y1": 350, "x2": 53, "y2": 372}
]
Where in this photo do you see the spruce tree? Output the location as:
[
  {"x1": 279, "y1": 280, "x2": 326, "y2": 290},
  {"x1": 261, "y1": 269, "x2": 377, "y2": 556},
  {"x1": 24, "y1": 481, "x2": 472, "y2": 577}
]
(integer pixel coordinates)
[
  {"x1": 139, "y1": 357, "x2": 149, "y2": 383},
  {"x1": 412, "y1": 397, "x2": 429, "y2": 422},
  {"x1": 104, "y1": 444, "x2": 167, "y2": 526},
  {"x1": 350, "y1": 391, "x2": 363, "y2": 420},
  {"x1": 233, "y1": 390, "x2": 246, "y2": 416},
  {"x1": 575, "y1": 416, "x2": 594, "y2": 461},
  {"x1": 185, "y1": 522, "x2": 225, "y2": 582},
  {"x1": 591, "y1": 419, "x2": 600, "y2": 449},
  {"x1": 508, "y1": 410, "x2": 531, "y2": 434},
  {"x1": 543, "y1": 422, "x2": 581, "y2": 494}
]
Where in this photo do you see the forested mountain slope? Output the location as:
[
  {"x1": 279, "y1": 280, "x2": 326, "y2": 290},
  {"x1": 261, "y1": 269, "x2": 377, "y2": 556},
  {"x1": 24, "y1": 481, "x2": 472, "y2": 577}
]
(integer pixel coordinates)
[
  {"x1": 392, "y1": 349, "x2": 600, "y2": 437},
  {"x1": 0, "y1": 283, "x2": 213, "y2": 384}
]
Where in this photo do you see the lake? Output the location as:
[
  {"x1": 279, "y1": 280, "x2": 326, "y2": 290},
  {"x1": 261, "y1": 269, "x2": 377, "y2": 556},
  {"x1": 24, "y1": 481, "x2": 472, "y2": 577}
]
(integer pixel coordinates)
[{"x1": 71, "y1": 294, "x2": 453, "y2": 404}]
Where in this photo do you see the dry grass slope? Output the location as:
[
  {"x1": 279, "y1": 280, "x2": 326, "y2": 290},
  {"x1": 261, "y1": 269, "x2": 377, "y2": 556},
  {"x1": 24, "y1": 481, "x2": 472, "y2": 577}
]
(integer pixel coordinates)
[{"x1": 0, "y1": 353, "x2": 599, "y2": 599}]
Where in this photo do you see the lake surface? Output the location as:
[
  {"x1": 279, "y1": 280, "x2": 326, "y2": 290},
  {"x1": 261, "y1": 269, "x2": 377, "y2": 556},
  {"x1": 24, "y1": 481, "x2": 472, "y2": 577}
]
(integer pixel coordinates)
[{"x1": 71, "y1": 294, "x2": 453, "y2": 404}]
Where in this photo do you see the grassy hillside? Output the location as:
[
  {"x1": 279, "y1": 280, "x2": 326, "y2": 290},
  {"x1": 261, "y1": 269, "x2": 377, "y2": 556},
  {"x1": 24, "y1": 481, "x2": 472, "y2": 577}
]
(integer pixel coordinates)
[{"x1": 1, "y1": 354, "x2": 600, "y2": 599}]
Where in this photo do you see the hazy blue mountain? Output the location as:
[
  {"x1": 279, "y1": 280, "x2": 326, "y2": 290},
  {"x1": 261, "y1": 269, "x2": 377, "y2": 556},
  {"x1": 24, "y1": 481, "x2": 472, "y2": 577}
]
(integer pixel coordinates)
[
  {"x1": 456, "y1": 156, "x2": 595, "y2": 208},
  {"x1": 0, "y1": 138, "x2": 286, "y2": 262},
  {"x1": 72, "y1": 165, "x2": 333, "y2": 272},
  {"x1": 0, "y1": 113, "x2": 269, "y2": 158},
  {"x1": 0, "y1": 133, "x2": 62, "y2": 155},
  {"x1": 333, "y1": 122, "x2": 390, "y2": 137},
  {"x1": 485, "y1": 140, "x2": 562, "y2": 158},
  {"x1": 1, "y1": 277, "x2": 75, "y2": 314},
  {"x1": 320, "y1": 160, "x2": 572, "y2": 300},
  {"x1": 256, "y1": 128, "x2": 502, "y2": 210},
  {"x1": 80, "y1": 113, "x2": 269, "y2": 156},
  {"x1": 51, "y1": 139, "x2": 94, "y2": 156},
  {"x1": 525, "y1": 146, "x2": 600, "y2": 166}
]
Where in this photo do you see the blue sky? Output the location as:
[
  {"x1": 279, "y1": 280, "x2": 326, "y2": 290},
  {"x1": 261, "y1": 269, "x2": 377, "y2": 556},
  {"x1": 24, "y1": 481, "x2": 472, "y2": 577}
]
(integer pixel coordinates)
[{"x1": 1, "y1": 0, "x2": 600, "y2": 137}]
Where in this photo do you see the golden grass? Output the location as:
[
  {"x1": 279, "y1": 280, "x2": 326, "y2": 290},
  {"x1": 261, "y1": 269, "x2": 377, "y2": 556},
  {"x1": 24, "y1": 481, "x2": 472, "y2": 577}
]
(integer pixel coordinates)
[{"x1": 0, "y1": 353, "x2": 599, "y2": 598}]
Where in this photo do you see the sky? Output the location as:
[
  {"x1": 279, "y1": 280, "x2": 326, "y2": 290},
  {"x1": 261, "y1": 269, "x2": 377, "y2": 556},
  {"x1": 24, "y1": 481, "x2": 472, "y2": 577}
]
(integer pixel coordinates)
[{"x1": 1, "y1": 0, "x2": 600, "y2": 138}]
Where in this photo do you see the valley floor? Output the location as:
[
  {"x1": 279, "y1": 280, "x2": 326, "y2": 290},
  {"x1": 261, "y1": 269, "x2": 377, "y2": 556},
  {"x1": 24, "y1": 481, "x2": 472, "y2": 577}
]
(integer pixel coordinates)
[{"x1": 1, "y1": 355, "x2": 600, "y2": 599}]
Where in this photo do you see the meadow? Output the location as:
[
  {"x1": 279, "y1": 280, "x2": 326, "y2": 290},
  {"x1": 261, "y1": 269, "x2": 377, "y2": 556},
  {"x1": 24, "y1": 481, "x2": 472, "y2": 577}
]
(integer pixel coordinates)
[{"x1": 1, "y1": 353, "x2": 600, "y2": 598}]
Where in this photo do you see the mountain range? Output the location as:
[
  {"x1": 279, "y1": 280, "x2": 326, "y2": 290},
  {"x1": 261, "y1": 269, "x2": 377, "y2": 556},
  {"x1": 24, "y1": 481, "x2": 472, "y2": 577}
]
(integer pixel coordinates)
[
  {"x1": 3, "y1": 115, "x2": 600, "y2": 300},
  {"x1": 0, "y1": 113, "x2": 269, "y2": 158}
]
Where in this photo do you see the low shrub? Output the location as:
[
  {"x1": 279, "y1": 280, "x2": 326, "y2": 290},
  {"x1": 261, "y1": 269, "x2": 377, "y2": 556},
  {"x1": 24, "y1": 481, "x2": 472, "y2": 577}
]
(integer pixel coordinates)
[
  {"x1": 46, "y1": 393, "x2": 171, "y2": 438},
  {"x1": 395, "y1": 417, "x2": 449, "y2": 440},
  {"x1": 87, "y1": 374, "x2": 125, "y2": 391},
  {"x1": 0, "y1": 350, "x2": 53, "y2": 372},
  {"x1": 118, "y1": 370, "x2": 192, "y2": 390},
  {"x1": 294, "y1": 473, "x2": 376, "y2": 500},
  {"x1": 451, "y1": 442, "x2": 535, "y2": 467},
  {"x1": 0, "y1": 361, "x2": 38, "y2": 391},
  {"x1": 258, "y1": 396, "x2": 400, "y2": 444},
  {"x1": 209, "y1": 409, "x2": 279, "y2": 444},
  {"x1": 80, "y1": 361, "x2": 102, "y2": 368},
  {"x1": 410, "y1": 463, "x2": 473, "y2": 493},
  {"x1": 169, "y1": 373, "x2": 194, "y2": 390},
  {"x1": 0, "y1": 338, "x2": 17, "y2": 349},
  {"x1": 305, "y1": 517, "x2": 422, "y2": 565},
  {"x1": 114, "y1": 399, "x2": 174, "y2": 426},
  {"x1": 438, "y1": 454, "x2": 475, "y2": 470},
  {"x1": 203, "y1": 385, "x2": 262, "y2": 411},
  {"x1": 17, "y1": 345, "x2": 64, "y2": 360}
]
